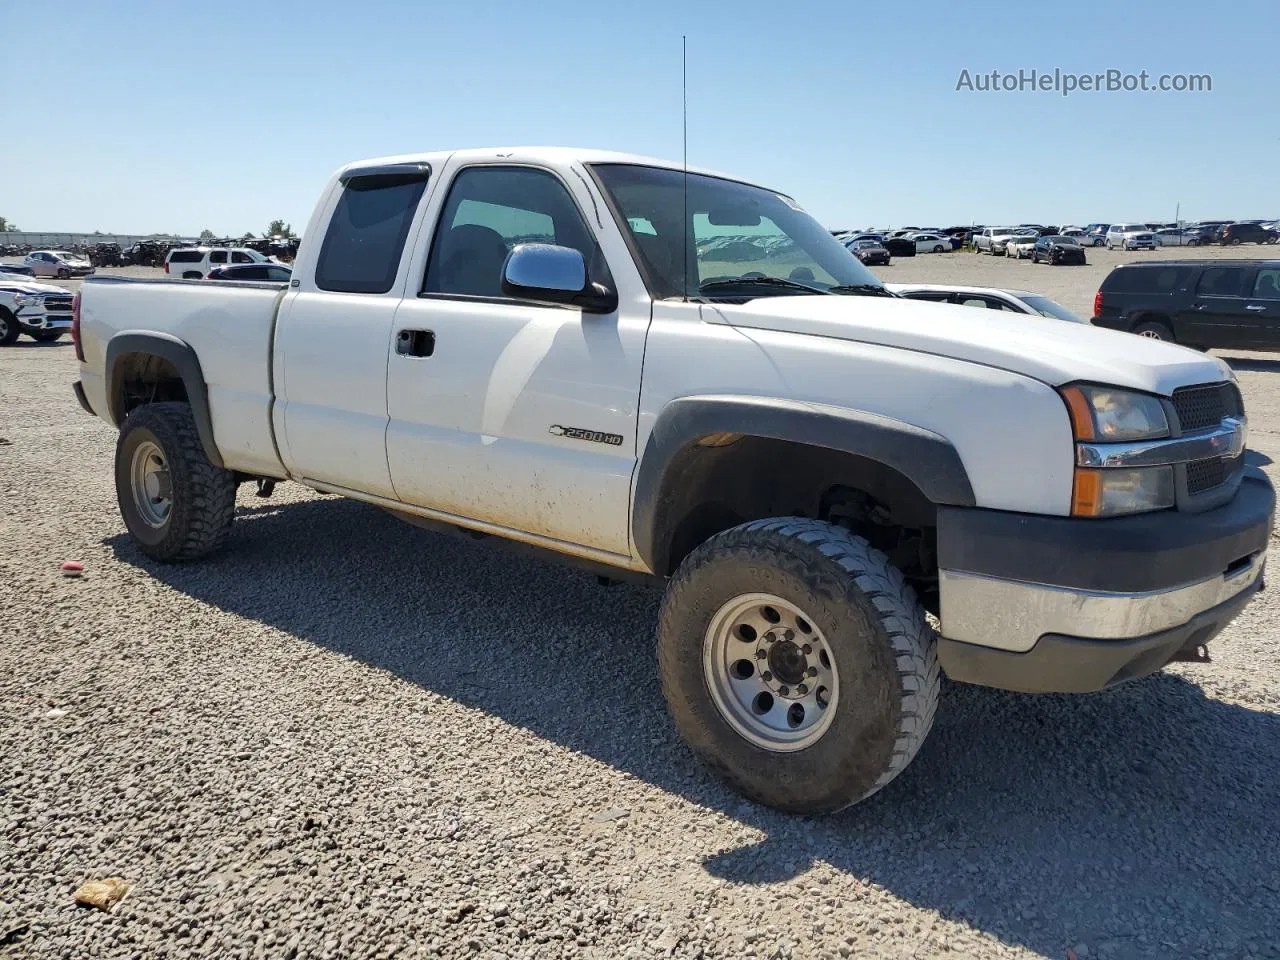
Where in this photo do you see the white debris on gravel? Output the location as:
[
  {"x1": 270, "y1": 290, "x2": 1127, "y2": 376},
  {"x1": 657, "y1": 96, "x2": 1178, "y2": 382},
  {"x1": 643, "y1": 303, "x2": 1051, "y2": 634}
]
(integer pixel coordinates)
[{"x1": 2, "y1": 257, "x2": 1279, "y2": 959}]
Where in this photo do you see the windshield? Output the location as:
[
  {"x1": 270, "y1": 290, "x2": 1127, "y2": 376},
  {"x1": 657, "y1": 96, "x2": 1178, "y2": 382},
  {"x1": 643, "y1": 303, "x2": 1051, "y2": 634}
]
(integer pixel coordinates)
[
  {"x1": 591, "y1": 164, "x2": 884, "y2": 299},
  {"x1": 1045, "y1": 236, "x2": 1078, "y2": 245},
  {"x1": 242, "y1": 249, "x2": 269, "y2": 262},
  {"x1": 853, "y1": 240, "x2": 883, "y2": 249},
  {"x1": 1019, "y1": 295, "x2": 1085, "y2": 323}
]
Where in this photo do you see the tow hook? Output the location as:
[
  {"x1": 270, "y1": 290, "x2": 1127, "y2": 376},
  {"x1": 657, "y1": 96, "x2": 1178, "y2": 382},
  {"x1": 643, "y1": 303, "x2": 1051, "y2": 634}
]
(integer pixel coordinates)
[
  {"x1": 255, "y1": 479, "x2": 276, "y2": 498},
  {"x1": 1169, "y1": 642, "x2": 1211, "y2": 664}
]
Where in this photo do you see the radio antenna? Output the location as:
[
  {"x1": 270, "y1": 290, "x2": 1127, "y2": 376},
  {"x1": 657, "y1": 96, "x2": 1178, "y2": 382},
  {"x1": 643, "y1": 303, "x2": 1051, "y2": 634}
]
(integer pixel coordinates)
[{"x1": 682, "y1": 34, "x2": 689, "y2": 302}]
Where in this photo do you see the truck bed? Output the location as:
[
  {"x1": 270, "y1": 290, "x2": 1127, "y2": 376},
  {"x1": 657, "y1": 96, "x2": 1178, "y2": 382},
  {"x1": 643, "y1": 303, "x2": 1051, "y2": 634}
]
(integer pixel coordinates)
[{"x1": 78, "y1": 275, "x2": 290, "y2": 477}]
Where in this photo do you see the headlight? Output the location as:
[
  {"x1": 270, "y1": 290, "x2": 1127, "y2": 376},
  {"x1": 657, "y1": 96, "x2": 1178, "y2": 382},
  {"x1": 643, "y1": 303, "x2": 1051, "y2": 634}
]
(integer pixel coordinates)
[
  {"x1": 12, "y1": 294, "x2": 31, "y2": 307},
  {"x1": 1060, "y1": 384, "x2": 1169, "y2": 441},
  {"x1": 1061, "y1": 385, "x2": 1174, "y2": 517}
]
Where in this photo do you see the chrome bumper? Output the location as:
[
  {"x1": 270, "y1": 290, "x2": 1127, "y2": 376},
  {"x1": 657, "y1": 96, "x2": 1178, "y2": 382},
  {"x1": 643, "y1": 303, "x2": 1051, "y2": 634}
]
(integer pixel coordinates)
[{"x1": 939, "y1": 550, "x2": 1266, "y2": 654}]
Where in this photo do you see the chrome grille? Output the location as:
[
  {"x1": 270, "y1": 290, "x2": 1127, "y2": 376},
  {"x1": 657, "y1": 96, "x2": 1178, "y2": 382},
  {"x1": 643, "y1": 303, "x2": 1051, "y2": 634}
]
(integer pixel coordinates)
[
  {"x1": 41, "y1": 295, "x2": 73, "y2": 314},
  {"x1": 1172, "y1": 383, "x2": 1241, "y2": 433}
]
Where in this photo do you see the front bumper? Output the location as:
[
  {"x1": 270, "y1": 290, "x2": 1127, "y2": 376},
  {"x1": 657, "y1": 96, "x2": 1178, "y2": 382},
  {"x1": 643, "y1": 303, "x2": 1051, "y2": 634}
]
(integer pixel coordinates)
[{"x1": 935, "y1": 471, "x2": 1274, "y2": 692}]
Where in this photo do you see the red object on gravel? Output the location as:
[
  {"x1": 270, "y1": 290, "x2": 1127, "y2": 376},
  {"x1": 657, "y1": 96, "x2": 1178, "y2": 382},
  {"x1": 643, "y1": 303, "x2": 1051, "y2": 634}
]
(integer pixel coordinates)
[{"x1": 60, "y1": 561, "x2": 84, "y2": 578}]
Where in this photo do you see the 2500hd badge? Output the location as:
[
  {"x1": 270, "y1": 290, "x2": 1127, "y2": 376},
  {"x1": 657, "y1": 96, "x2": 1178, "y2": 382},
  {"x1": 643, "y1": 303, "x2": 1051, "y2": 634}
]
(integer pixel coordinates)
[{"x1": 548, "y1": 424, "x2": 624, "y2": 446}]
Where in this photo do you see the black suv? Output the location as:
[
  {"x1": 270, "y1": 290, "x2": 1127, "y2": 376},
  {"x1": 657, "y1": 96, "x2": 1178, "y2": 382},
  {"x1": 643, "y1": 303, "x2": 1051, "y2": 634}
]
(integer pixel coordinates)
[
  {"x1": 1216, "y1": 222, "x2": 1279, "y2": 245},
  {"x1": 1092, "y1": 260, "x2": 1280, "y2": 348}
]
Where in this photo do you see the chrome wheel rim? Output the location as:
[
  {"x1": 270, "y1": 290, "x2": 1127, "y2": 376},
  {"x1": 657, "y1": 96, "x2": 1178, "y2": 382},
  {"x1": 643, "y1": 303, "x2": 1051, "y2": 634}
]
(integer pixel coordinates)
[
  {"x1": 1138, "y1": 329, "x2": 1164, "y2": 339},
  {"x1": 703, "y1": 593, "x2": 839, "y2": 752},
  {"x1": 130, "y1": 440, "x2": 172, "y2": 527},
  {"x1": 0, "y1": 316, "x2": 8, "y2": 338}
]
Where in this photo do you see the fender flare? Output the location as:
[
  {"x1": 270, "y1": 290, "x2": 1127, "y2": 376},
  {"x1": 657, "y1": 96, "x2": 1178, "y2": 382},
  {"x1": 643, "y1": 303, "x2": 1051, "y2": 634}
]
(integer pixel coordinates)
[
  {"x1": 104, "y1": 331, "x2": 224, "y2": 468},
  {"x1": 631, "y1": 395, "x2": 976, "y2": 573}
]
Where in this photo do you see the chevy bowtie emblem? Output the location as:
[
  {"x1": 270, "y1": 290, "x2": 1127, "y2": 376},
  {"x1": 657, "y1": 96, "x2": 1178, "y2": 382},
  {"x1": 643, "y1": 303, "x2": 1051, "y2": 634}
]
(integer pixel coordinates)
[{"x1": 548, "y1": 425, "x2": 624, "y2": 446}]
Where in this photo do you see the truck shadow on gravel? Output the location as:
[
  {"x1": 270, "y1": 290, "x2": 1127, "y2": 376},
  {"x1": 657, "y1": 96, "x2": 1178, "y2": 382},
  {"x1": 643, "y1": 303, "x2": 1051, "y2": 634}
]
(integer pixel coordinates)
[{"x1": 108, "y1": 495, "x2": 1280, "y2": 959}]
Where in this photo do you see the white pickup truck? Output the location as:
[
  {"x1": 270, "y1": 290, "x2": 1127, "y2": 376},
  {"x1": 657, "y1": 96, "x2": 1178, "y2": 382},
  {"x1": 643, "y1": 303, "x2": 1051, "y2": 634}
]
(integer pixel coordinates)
[{"x1": 72, "y1": 147, "x2": 1273, "y2": 814}]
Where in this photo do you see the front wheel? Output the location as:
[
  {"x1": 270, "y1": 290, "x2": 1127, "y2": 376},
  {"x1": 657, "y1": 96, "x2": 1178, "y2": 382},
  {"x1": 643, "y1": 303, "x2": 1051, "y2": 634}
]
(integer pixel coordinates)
[
  {"x1": 933, "y1": 244, "x2": 945, "y2": 253},
  {"x1": 31, "y1": 330, "x2": 64, "y2": 343},
  {"x1": 0, "y1": 310, "x2": 19, "y2": 346},
  {"x1": 115, "y1": 402, "x2": 238, "y2": 562},
  {"x1": 57, "y1": 268, "x2": 70, "y2": 279},
  {"x1": 657, "y1": 518, "x2": 940, "y2": 814}
]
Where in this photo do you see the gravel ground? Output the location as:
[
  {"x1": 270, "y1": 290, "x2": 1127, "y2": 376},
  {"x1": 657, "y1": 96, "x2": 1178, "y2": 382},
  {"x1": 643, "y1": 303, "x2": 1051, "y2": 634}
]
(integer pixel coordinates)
[{"x1": 3, "y1": 252, "x2": 1280, "y2": 960}]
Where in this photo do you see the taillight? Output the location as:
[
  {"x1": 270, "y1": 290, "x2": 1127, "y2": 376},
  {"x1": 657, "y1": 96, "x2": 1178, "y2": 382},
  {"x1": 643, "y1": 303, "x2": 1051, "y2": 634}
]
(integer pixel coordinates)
[
  {"x1": 163, "y1": 262, "x2": 169, "y2": 274},
  {"x1": 71, "y1": 291, "x2": 84, "y2": 362},
  {"x1": 1093, "y1": 289, "x2": 1103, "y2": 317}
]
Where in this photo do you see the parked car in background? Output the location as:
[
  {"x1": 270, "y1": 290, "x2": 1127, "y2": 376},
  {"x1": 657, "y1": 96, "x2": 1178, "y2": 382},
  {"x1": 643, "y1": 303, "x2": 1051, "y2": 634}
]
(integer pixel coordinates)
[
  {"x1": 1154, "y1": 228, "x2": 1200, "y2": 247},
  {"x1": 1106, "y1": 225, "x2": 1157, "y2": 251},
  {"x1": 907, "y1": 232, "x2": 950, "y2": 254},
  {"x1": 0, "y1": 273, "x2": 75, "y2": 345},
  {"x1": 885, "y1": 283, "x2": 1087, "y2": 323},
  {"x1": 205, "y1": 263, "x2": 294, "y2": 282},
  {"x1": 1092, "y1": 259, "x2": 1280, "y2": 347},
  {"x1": 24, "y1": 250, "x2": 95, "y2": 278},
  {"x1": 846, "y1": 239, "x2": 890, "y2": 266},
  {"x1": 1006, "y1": 235, "x2": 1038, "y2": 260},
  {"x1": 1030, "y1": 235, "x2": 1087, "y2": 265},
  {"x1": 1084, "y1": 224, "x2": 1110, "y2": 246},
  {"x1": 880, "y1": 235, "x2": 917, "y2": 257},
  {"x1": 1060, "y1": 228, "x2": 1089, "y2": 244},
  {"x1": 1217, "y1": 222, "x2": 1279, "y2": 246},
  {"x1": 164, "y1": 246, "x2": 272, "y2": 279},
  {"x1": 974, "y1": 226, "x2": 1020, "y2": 255}
]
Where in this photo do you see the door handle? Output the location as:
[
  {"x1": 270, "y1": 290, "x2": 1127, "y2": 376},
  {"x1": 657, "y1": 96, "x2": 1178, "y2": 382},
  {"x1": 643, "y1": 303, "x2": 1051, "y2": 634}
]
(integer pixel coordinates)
[
  {"x1": 1245, "y1": 305, "x2": 1267, "y2": 312},
  {"x1": 396, "y1": 329, "x2": 435, "y2": 357}
]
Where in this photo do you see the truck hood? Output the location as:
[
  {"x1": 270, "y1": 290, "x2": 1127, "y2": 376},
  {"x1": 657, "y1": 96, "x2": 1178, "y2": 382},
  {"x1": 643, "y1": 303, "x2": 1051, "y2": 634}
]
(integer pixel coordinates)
[
  {"x1": 0, "y1": 276, "x2": 67, "y2": 295},
  {"x1": 704, "y1": 294, "x2": 1233, "y2": 395}
]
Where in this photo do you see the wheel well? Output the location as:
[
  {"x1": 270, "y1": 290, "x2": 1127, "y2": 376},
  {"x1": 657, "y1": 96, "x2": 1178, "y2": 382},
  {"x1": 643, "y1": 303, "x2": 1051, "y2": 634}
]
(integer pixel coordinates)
[
  {"x1": 111, "y1": 352, "x2": 190, "y2": 423},
  {"x1": 1130, "y1": 312, "x2": 1173, "y2": 334},
  {"x1": 652, "y1": 436, "x2": 939, "y2": 610}
]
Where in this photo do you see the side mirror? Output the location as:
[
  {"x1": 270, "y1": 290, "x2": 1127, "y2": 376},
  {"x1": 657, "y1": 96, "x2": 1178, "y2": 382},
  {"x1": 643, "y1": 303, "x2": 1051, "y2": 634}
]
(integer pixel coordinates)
[{"x1": 502, "y1": 243, "x2": 617, "y2": 314}]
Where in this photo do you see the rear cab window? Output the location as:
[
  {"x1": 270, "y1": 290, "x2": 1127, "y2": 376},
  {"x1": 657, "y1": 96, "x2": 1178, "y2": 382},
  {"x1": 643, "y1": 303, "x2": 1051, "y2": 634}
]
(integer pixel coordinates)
[{"x1": 315, "y1": 166, "x2": 431, "y2": 294}]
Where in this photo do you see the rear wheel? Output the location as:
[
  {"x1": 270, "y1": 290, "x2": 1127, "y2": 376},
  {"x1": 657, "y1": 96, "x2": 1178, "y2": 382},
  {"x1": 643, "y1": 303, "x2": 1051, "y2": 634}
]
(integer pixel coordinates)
[
  {"x1": 1133, "y1": 319, "x2": 1174, "y2": 341},
  {"x1": 115, "y1": 402, "x2": 237, "y2": 562},
  {"x1": 932, "y1": 244, "x2": 945, "y2": 253},
  {"x1": 182, "y1": 271, "x2": 202, "y2": 280},
  {"x1": 657, "y1": 518, "x2": 940, "y2": 814}
]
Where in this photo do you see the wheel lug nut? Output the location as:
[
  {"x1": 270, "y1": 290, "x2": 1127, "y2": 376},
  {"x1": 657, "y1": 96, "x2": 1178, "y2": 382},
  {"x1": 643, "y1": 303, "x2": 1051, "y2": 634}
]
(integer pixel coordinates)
[
  {"x1": 797, "y1": 684, "x2": 808, "y2": 695},
  {"x1": 755, "y1": 649, "x2": 767, "y2": 659},
  {"x1": 778, "y1": 685, "x2": 789, "y2": 696},
  {"x1": 801, "y1": 644, "x2": 812, "y2": 655},
  {"x1": 782, "y1": 629, "x2": 794, "y2": 642},
  {"x1": 807, "y1": 666, "x2": 817, "y2": 678},
  {"x1": 762, "y1": 671, "x2": 773, "y2": 682}
]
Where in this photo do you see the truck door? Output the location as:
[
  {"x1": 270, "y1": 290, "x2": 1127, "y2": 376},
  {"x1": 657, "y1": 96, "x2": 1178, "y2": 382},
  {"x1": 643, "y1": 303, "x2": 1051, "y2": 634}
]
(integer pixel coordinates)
[
  {"x1": 273, "y1": 165, "x2": 432, "y2": 499},
  {"x1": 385, "y1": 162, "x2": 649, "y2": 558}
]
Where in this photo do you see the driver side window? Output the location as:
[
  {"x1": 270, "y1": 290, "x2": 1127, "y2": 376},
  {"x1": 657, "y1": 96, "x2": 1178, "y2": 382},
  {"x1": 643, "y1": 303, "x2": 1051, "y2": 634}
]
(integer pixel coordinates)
[{"x1": 423, "y1": 166, "x2": 602, "y2": 300}]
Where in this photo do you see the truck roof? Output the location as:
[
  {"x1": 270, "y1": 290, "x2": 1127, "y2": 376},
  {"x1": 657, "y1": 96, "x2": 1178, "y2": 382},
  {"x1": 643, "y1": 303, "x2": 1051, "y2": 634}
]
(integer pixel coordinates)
[{"x1": 337, "y1": 147, "x2": 773, "y2": 192}]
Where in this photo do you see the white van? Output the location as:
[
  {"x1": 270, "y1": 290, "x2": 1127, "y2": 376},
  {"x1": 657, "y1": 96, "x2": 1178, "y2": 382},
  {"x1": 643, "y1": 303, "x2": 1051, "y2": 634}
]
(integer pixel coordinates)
[{"x1": 164, "y1": 247, "x2": 271, "y2": 279}]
